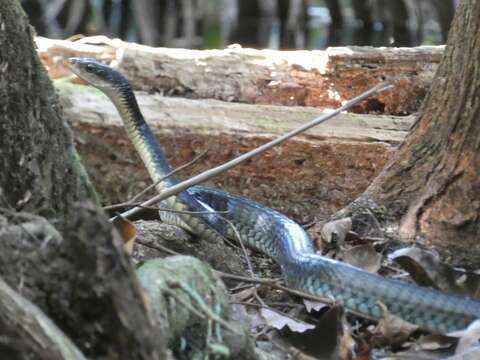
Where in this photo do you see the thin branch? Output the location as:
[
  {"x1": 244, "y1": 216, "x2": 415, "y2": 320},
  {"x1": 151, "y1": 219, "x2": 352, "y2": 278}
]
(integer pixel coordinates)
[
  {"x1": 230, "y1": 301, "x2": 302, "y2": 309},
  {"x1": 167, "y1": 281, "x2": 241, "y2": 334},
  {"x1": 136, "y1": 240, "x2": 180, "y2": 256},
  {"x1": 219, "y1": 217, "x2": 256, "y2": 277},
  {"x1": 105, "y1": 203, "x2": 228, "y2": 215},
  {"x1": 216, "y1": 271, "x2": 336, "y2": 305},
  {"x1": 113, "y1": 82, "x2": 393, "y2": 221},
  {"x1": 104, "y1": 150, "x2": 208, "y2": 211}
]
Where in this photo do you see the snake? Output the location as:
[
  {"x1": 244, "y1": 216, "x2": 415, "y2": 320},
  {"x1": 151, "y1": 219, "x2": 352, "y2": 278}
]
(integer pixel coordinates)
[{"x1": 68, "y1": 57, "x2": 480, "y2": 333}]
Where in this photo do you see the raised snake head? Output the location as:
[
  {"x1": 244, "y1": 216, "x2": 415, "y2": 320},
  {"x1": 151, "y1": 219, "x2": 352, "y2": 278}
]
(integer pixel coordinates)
[{"x1": 68, "y1": 57, "x2": 129, "y2": 97}]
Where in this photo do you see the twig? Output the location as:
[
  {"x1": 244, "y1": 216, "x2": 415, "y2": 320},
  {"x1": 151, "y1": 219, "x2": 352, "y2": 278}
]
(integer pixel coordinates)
[
  {"x1": 104, "y1": 150, "x2": 208, "y2": 211},
  {"x1": 220, "y1": 217, "x2": 256, "y2": 277},
  {"x1": 105, "y1": 203, "x2": 228, "y2": 215},
  {"x1": 114, "y1": 81, "x2": 393, "y2": 220},
  {"x1": 217, "y1": 271, "x2": 335, "y2": 305},
  {"x1": 220, "y1": 218, "x2": 267, "y2": 306},
  {"x1": 168, "y1": 281, "x2": 241, "y2": 334},
  {"x1": 136, "y1": 240, "x2": 180, "y2": 256},
  {"x1": 230, "y1": 301, "x2": 302, "y2": 309}
]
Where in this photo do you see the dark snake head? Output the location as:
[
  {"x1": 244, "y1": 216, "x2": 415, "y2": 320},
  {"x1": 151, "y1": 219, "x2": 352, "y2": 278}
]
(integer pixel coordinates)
[{"x1": 68, "y1": 57, "x2": 129, "y2": 95}]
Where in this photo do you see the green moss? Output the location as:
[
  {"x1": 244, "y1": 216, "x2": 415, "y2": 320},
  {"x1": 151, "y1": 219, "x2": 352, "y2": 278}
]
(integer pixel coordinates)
[
  {"x1": 254, "y1": 117, "x2": 278, "y2": 129},
  {"x1": 348, "y1": 113, "x2": 368, "y2": 126}
]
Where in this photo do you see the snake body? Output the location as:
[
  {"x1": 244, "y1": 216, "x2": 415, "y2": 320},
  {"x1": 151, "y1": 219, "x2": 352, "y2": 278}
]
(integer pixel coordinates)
[{"x1": 69, "y1": 58, "x2": 480, "y2": 333}]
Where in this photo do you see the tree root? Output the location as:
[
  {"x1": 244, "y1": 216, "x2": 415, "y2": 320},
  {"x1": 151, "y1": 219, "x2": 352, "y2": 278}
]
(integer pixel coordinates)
[
  {"x1": 137, "y1": 256, "x2": 274, "y2": 360},
  {"x1": 0, "y1": 276, "x2": 87, "y2": 360}
]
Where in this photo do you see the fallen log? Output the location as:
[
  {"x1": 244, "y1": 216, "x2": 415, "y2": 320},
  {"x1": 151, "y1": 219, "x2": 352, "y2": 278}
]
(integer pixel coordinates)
[
  {"x1": 57, "y1": 81, "x2": 413, "y2": 221},
  {"x1": 37, "y1": 36, "x2": 443, "y2": 114}
]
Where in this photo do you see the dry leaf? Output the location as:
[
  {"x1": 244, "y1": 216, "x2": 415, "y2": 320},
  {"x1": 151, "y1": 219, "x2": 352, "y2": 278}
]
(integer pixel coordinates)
[
  {"x1": 448, "y1": 346, "x2": 480, "y2": 359},
  {"x1": 303, "y1": 299, "x2": 328, "y2": 313},
  {"x1": 343, "y1": 244, "x2": 383, "y2": 273},
  {"x1": 286, "y1": 306, "x2": 355, "y2": 360},
  {"x1": 417, "y1": 334, "x2": 458, "y2": 351},
  {"x1": 321, "y1": 218, "x2": 352, "y2": 245},
  {"x1": 390, "y1": 247, "x2": 480, "y2": 298},
  {"x1": 112, "y1": 216, "x2": 137, "y2": 254},
  {"x1": 231, "y1": 287, "x2": 256, "y2": 303},
  {"x1": 450, "y1": 320, "x2": 480, "y2": 356},
  {"x1": 375, "y1": 302, "x2": 418, "y2": 345},
  {"x1": 228, "y1": 303, "x2": 251, "y2": 328},
  {"x1": 260, "y1": 308, "x2": 315, "y2": 333}
]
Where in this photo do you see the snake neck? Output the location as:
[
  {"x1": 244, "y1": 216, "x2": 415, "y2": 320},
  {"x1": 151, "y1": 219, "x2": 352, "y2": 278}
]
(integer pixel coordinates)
[{"x1": 108, "y1": 82, "x2": 175, "y2": 190}]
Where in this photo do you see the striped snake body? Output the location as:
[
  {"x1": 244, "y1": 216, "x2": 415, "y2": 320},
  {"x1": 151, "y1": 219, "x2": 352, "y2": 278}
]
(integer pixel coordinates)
[{"x1": 68, "y1": 57, "x2": 480, "y2": 333}]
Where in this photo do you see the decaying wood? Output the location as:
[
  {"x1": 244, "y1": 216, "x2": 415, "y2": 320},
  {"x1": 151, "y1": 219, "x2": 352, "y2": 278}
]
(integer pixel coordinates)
[
  {"x1": 0, "y1": 208, "x2": 166, "y2": 359},
  {"x1": 60, "y1": 82, "x2": 411, "y2": 145},
  {"x1": 0, "y1": 276, "x2": 86, "y2": 360},
  {"x1": 37, "y1": 36, "x2": 443, "y2": 114},
  {"x1": 58, "y1": 82, "x2": 412, "y2": 221}
]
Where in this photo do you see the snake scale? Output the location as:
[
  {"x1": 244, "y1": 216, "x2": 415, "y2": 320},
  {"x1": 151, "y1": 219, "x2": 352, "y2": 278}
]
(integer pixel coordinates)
[{"x1": 68, "y1": 57, "x2": 480, "y2": 333}]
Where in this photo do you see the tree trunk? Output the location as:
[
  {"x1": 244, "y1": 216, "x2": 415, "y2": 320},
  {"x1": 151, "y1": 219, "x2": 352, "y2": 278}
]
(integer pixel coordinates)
[
  {"x1": 131, "y1": 0, "x2": 165, "y2": 46},
  {"x1": 351, "y1": 0, "x2": 373, "y2": 30},
  {"x1": 388, "y1": 0, "x2": 412, "y2": 47},
  {"x1": 365, "y1": 1, "x2": 480, "y2": 262},
  {"x1": 0, "y1": 1, "x2": 166, "y2": 358},
  {"x1": 432, "y1": 0, "x2": 455, "y2": 42},
  {"x1": 0, "y1": 0, "x2": 97, "y2": 216}
]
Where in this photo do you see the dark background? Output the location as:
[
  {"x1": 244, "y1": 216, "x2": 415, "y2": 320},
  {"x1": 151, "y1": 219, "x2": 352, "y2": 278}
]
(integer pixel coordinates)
[{"x1": 22, "y1": 0, "x2": 455, "y2": 49}]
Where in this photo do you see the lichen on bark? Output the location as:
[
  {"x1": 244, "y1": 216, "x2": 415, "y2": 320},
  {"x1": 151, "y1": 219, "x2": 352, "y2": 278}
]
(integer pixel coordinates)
[{"x1": 0, "y1": 0, "x2": 98, "y2": 217}]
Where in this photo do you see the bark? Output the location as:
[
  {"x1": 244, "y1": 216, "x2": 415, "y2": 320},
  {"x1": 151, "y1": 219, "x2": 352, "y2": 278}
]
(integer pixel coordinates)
[
  {"x1": 36, "y1": 36, "x2": 444, "y2": 114},
  {"x1": 0, "y1": 206, "x2": 166, "y2": 359},
  {"x1": 0, "y1": 1, "x2": 97, "y2": 217},
  {"x1": 0, "y1": 276, "x2": 86, "y2": 360},
  {"x1": 365, "y1": 1, "x2": 480, "y2": 262},
  {"x1": 0, "y1": 1, "x2": 166, "y2": 358}
]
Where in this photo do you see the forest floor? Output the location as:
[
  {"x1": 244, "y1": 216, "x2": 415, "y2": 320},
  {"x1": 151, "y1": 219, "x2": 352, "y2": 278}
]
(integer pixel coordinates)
[{"x1": 38, "y1": 38, "x2": 480, "y2": 359}]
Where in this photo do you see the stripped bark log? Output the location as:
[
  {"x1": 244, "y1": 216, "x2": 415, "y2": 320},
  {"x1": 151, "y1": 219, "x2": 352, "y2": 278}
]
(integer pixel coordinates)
[
  {"x1": 57, "y1": 81, "x2": 412, "y2": 221},
  {"x1": 36, "y1": 36, "x2": 443, "y2": 114}
]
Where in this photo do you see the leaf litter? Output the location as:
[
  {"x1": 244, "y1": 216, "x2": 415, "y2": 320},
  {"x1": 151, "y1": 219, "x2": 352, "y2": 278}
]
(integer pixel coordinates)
[{"x1": 220, "y1": 216, "x2": 480, "y2": 359}]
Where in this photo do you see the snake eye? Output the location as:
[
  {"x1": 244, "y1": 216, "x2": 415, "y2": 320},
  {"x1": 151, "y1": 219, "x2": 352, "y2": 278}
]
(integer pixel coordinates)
[{"x1": 85, "y1": 63, "x2": 95, "y2": 73}]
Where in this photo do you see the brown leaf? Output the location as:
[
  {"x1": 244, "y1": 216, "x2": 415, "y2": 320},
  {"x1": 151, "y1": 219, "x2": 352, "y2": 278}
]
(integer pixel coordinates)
[
  {"x1": 375, "y1": 302, "x2": 418, "y2": 345},
  {"x1": 231, "y1": 287, "x2": 256, "y2": 303},
  {"x1": 390, "y1": 247, "x2": 480, "y2": 298},
  {"x1": 260, "y1": 308, "x2": 315, "y2": 333},
  {"x1": 321, "y1": 218, "x2": 352, "y2": 245},
  {"x1": 286, "y1": 306, "x2": 355, "y2": 360},
  {"x1": 112, "y1": 216, "x2": 137, "y2": 254},
  {"x1": 343, "y1": 244, "x2": 383, "y2": 273}
]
